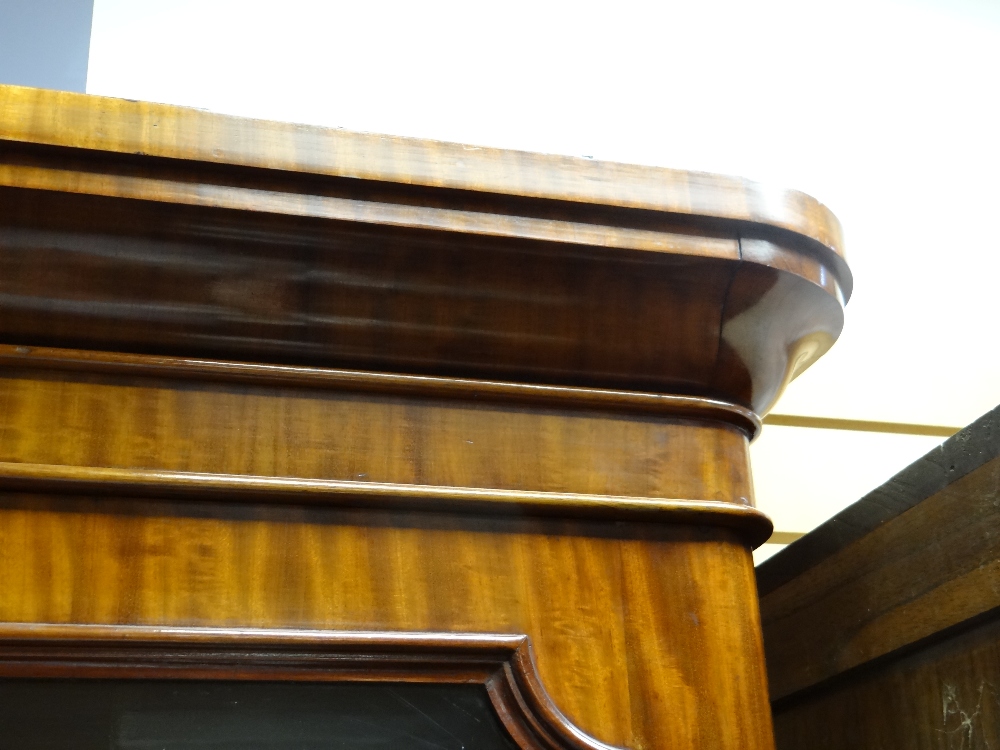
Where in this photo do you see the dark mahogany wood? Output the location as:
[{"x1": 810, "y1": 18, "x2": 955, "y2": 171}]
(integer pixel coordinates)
[{"x1": 0, "y1": 84, "x2": 848, "y2": 415}]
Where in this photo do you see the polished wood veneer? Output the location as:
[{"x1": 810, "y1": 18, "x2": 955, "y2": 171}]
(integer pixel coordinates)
[
  {"x1": 0, "y1": 84, "x2": 850, "y2": 750},
  {"x1": 0, "y1": 85, "x2": 848, "y2": 414}
]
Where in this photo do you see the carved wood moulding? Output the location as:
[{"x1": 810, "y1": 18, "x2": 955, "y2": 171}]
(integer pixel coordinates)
[
  {"x1": 0, "y1": 460, "x2": 773, "y2": 545},
  {"x1": 0, "y1": 343, "x2": 761, "y2": 437},
  {"x1": 0, "y1": 622, "x2": 618, "y2": 750},
  {"x1": 0, "y1": 83, "x2": 849, "y2": 415}
]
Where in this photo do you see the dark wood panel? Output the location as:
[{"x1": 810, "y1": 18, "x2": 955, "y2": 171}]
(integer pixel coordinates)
[
  {"x1": 760, "y1": 404, "x2": 1000, "y2": 750},
  {"x1": 760, "y1": 404, "x2": 1000, "y2": 700},
  {"x1": 772, "y1": 609, "x2": 1000, "y2": 750},
  {"x1": 763, "y1": 451, "x2": 1000, "y2": 699},
  {"x1": 0, "y1": 182, "x2": 843, "y2": 413},
  {"x1": 0, "y1": 188, "x2": 737, "y2": 394}
]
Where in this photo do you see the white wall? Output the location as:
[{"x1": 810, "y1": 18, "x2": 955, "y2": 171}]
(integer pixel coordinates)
[{"x1": 85, "y1": 0, "x2": 1000, "y2": 559}]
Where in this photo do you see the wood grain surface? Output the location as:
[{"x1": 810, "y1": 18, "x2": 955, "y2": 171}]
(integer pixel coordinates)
[
  {"x1": 0, "y1": 354, "x2": 755, "y2": 504},
  {"x1": 771, "y1": 603, "x2": 1000, "y2": 750},
  {"x1": 0, "y1": 85, "x2": 856, "y2": 750},
  {"x1": 0, "y1": 84, "x2": 847, "y2": 269},
  {"x1": 765, "y1": 449, "x2": 1000, "y2": 695},
  {"x1": 0, "y1": 84, "x2": 848, "y2": 414},
  {"x1": 0, "y1": 344, "x2": 760, "y2": 437},
  {"x1": 0, "y1": 497, "x2": 770, "y2": 750},
  {"x1": 0, "y1": 345, "x2": 776, "y2": 750}
]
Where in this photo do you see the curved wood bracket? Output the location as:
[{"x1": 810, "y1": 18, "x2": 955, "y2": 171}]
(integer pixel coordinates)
[{"x1": 0, "y1": 622, "x2": 624, "y2": 750}]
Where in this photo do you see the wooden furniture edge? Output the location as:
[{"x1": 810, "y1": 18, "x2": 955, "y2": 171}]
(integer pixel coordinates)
[
  {"x1": 756, "y1": 401, "x2": 1000, "y2": 595},
  {"x1": 0, "y1": 622, "x2": 623, "y2": 750},
  {"x1": 0, "y1": 84, "x2": 844, "y2": 250},
  {"x1": 0, "y1": 461, "x2": 774, "y2": 547},
  {"x1": 0, "y1": 344, "x2": 762, "y2": 438},
  {"x1": 0, "y1": 160, "x2": 742, "y2": 259},
  {"x1": 0, "y1": 84, "x2": 851, "y2": 297}
]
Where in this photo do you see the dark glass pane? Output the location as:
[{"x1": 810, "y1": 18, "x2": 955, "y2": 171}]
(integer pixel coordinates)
[{"x1": 0, "y1": 679, "x2": 520, "y2": 749}]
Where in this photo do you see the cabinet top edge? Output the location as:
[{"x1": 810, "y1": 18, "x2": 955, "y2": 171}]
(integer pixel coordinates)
[{"x1": 0, "y1": 84, "x2": 846, "y2": 265}]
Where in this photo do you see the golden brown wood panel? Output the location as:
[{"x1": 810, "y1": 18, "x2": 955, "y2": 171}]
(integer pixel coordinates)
[
  {"x1": 0, "y1": 499, "x2": 772, "y2": 750},
  {"x1": 0, "y1": 344, "x2": 760, "y2": 433},
  {"x1": 0, "y1": 364, "x2": 753, "y2": 503},
  {"x1": 0, "y1": 349, "x2": 775, "y2": 749}
]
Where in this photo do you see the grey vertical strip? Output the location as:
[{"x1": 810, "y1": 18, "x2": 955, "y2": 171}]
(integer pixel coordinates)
[{"x1": 0, "y1": 0, "x2": 96, "y2": 93}]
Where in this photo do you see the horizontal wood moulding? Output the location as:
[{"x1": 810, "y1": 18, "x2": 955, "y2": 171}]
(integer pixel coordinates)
[
  {"x1": 0, "y1": 344, "x2": 760, "y2": 437},
  {"x1": 0, "y1": 348, "x2": 757, "y2": 508},
  {"x1": 0, "y1": 86, "x2": 847, "y2": 268},
  {"x1": 0, "y1": 461, "x2": 773, "y2": 546},
  {"x1": 0, "y1": 84, "x2": 850, "y2": 415}
]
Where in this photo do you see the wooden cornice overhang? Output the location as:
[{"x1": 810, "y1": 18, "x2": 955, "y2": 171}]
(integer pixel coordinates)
[{"x1": 0, "y1": 84, "x2": 848, "y2": 415}]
